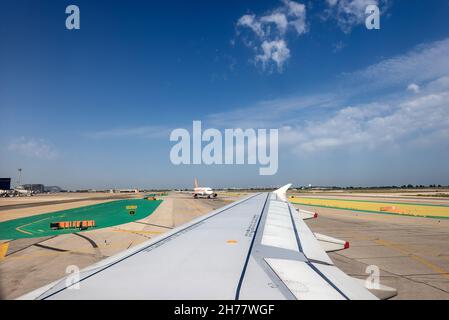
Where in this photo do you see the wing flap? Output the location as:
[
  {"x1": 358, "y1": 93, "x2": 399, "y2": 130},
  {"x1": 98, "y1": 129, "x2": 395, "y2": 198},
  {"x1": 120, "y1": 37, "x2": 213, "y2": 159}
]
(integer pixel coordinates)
[
  {"x1": 312, "y1": 263, "x2": 378, "y2": 300},
  {"x1": 261, "y1": 200, "x2": 298, "y2": 252},
  {"x1": 265, "y1": 258, "x2": 345, "y2": 300},
  {"x1": 291, "y1": 208, "x2": 333, "y2": 265}
]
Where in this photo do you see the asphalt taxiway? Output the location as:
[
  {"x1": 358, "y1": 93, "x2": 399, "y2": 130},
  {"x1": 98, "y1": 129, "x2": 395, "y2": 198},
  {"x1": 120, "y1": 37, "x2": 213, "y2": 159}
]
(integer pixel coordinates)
[
  {"x1": 294, "y1": 202, "x2": 449, "y2": 299},
  {"x1": 1, "y1": 191, "x2": 448, "y2": 299},
  {"x1": 0, "y1": 193, "x2": 231, "y2": 299}
]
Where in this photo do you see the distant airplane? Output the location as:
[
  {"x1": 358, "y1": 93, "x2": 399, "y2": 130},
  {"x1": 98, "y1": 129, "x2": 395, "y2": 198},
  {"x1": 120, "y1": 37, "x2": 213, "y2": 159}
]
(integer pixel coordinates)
[
  {"x1": 13, "y1": 185, "x2": 32, "y2": 197},
  {"x1": 193, "y1": 178, "x2": 217, "y2": 199}
]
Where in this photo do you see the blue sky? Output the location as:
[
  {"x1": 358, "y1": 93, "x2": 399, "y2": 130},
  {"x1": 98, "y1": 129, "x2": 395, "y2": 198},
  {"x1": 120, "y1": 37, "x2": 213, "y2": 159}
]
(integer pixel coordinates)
[{"x1": 1, "y1": 0, "x2": 449, "y2": 189}]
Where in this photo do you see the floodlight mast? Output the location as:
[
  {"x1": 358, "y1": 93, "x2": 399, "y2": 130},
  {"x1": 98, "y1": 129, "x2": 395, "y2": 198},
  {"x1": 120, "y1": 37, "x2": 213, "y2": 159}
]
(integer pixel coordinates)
[{"x1": 18, "y1": 168, "x2": 22, "y2": 187}]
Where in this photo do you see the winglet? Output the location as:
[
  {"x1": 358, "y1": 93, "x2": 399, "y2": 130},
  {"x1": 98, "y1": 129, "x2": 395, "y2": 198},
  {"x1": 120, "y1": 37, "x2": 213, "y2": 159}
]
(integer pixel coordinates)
[{"x1": 273, "y1": 184, "x2": 292, "y2": 202}]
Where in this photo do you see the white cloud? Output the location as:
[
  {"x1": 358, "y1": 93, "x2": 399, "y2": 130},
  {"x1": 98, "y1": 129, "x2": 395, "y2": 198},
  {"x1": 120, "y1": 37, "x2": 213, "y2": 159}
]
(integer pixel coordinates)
[
  {"x1": 261, "y1": 13, "x2": 289, "y2": 35},
  {"x1": 283, "y1": 85, "x2": 449, "y2": 153},
  {"x1": 236, "y1": 0, "x2": 391, "y2": 70},
  {"x1": 324, "y1": 0, "x2": 389, "y2": 33},
  {"x1": 342, "y1": 38, "x2": 449, "y2": 93},
  {"x1": 207, "y1": 93, "x2": 340, "y2": 128},
  {"x1": 237, "y1": 14, "x2": 264, "y2": 38},
  {"x1": 236, "y1": 0, "x2": 307, "y2": 72},
  {"x1": 207, "y1": 37, "x2": 449, "y2": 155},
  {"x1": 8, "y1": 137, "x2": 58, "y2": 160},
  {"x1": 283, "y1": 0, "x2": 307, "y2": 34},
  {"x1": 326, "y1": 0, "x2": 339, "y2": 6},
  {"x1": 407, "y1": 83, "x2": 420, "y2": 94},
  {"x1": 426, "y1": 76, "x2": 449, "y2": 92},
  {"x1": 256, "y1": 40, "x2": 291, "y2": 72}
]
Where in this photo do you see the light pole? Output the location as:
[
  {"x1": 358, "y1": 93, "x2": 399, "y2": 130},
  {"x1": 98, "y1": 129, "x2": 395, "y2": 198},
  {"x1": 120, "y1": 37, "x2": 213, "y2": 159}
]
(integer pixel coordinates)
[{"x1": 17, "y1": 168, "x2": 22, "y2": 187}]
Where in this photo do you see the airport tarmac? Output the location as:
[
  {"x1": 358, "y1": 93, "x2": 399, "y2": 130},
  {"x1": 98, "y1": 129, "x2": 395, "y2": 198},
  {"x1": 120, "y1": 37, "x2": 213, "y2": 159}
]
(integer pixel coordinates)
[
  {"x1": 0, "y1": 191, "x2": 448, "y2": 299},
  {"x1": 0, "y1": 193, "x2": 140, "y2": 222},
  {"x1": 288, "y1": 191, "x2": 449, "y2": 299},
  {"x1": 295, "y1": 206, "x2": 449, "y2": 299},
  {"x1": 0, "y1": 192, "x2": 232, "y2": 299},
  {"x1": 290, "y1": 190, "x2": 449, "y2": 205}
]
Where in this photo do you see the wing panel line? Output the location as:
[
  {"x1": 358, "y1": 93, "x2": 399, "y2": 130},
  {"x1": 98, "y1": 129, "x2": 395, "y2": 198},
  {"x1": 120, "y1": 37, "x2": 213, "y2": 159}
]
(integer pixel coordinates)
[
  {"x1": 287, "y1": 202, "x2": 303, "y2": 252},
  {"x1": 235, "y1": 192, "x2": 270, "y2": 300},
  {"x1": 287, "y1": 203, "x2": 349, "y2": 300},
  {"x1": 306, "y1": 262, "x2": 349, "y2": 300},
  {"x1": 41, "y1": 192, "x2": 263, "y2": 300}
]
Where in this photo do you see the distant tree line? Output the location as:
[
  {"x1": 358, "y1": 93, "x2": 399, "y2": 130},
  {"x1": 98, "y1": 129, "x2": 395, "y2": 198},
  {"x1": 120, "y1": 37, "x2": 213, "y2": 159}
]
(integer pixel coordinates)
[{"x1": 294, "y1": 184, "x2": 447, "y2": 190}]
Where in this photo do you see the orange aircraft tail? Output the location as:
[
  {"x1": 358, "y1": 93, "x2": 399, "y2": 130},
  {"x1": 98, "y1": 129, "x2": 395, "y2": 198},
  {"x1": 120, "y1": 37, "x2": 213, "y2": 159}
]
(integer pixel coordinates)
[{"x1": 194, "y1": 178, "x2": 199, "y2": 189}]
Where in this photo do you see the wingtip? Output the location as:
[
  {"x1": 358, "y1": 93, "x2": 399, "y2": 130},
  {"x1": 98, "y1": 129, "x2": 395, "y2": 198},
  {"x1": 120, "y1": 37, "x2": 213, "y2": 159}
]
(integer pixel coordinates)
[{"x1": 274, "y1": 183, "x2": 292, "y2": 201}]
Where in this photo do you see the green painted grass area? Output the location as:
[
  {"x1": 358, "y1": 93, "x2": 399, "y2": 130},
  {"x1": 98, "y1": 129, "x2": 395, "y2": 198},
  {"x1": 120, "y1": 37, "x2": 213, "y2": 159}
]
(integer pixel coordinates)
[{"x1": 0, "y1": 199, "x2": 162, "y2": 240}]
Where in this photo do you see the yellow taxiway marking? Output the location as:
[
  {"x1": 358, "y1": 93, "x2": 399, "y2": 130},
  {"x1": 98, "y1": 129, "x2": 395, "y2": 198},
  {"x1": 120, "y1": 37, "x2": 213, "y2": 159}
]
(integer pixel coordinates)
[
  {"x1": 226, "y1": 240, "x2": 238, "y2": 244},
  {"x1": 290, "y1": 196, "x2": 449, "y2": 218},
  {"x1": 0, "y1": 242, "x2": 9, "y2": 261},
  {"x1": 374, "y1": 239, "x2": 449, "y2": 280},
  {"x1": 15, "y1": 227, "x2": 33, "y2": 235},
  {"x1": 15, "y1": 216, "x2": 52, "y2": 235}
]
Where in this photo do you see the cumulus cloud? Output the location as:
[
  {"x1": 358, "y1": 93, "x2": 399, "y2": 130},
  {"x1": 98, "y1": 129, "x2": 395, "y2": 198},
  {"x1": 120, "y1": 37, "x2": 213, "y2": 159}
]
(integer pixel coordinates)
[
  {"x1": 8, "y1": 137, "x2": 58, "y2": 160},
  {"x1": 281, "y1": 86, "x2": 449, "y2": 153},
  {"x1": 207, "y1": 37, "x2": 449, "y2": 155},
  {"x1": 407, "y1": 83, "x2": 420, "y2": 94},
  {"x1": 261, "y1": 13, "x2": 289, "y2": 35},
  {"x1": 237, "y1": 14, "x2": 264, "y2": 38},
  {"x1": 255, "y1": 40, "x2": 291, "y2": 71},
  {"x1": 236, "y1": 0, "x2": 307, "y2": 72},
  {"x1": 324, "y1": 0, "x2": 390, "y2": 33}
]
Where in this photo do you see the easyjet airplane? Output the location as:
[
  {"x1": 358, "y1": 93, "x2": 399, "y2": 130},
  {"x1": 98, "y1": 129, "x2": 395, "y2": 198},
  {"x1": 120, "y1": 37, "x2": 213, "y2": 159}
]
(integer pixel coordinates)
[{"x1": 193, "y1": 178, "x2": 217, "y2": 199}]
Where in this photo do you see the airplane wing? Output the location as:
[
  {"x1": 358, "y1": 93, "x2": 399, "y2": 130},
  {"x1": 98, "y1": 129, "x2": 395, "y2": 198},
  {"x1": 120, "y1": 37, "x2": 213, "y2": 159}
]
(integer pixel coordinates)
[{"x1": 20, "y1": 184, "x2": 392, "y2": 300}]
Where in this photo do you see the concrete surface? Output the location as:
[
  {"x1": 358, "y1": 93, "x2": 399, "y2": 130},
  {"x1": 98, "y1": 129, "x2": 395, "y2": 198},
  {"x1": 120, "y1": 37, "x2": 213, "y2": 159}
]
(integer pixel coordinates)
[
  {"x1": 1, "y1": 191, "x2": 448, "y2": 300},
  {"x1": 299, "y1": 203, "x2": 449, "y2": 300},
  {"x1": 0, "y1": 193, "x2": 232, "y2": 299}
]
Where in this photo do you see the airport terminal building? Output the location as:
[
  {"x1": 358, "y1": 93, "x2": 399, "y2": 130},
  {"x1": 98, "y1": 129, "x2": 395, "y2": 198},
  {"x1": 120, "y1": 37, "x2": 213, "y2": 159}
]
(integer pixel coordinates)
[
  {"x1": 0, "y1": 178, "x2": 11, "y2": 190},
  {"x1": 21, "y1": 184, "x2": 45, "y2": 193}
]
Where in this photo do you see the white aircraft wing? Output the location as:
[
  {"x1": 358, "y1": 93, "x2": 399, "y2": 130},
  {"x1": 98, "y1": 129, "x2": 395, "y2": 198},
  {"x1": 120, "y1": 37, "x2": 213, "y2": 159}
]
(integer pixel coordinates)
[{"x1": 20, "y1": 185, "x2": 385, "y2": 300}]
